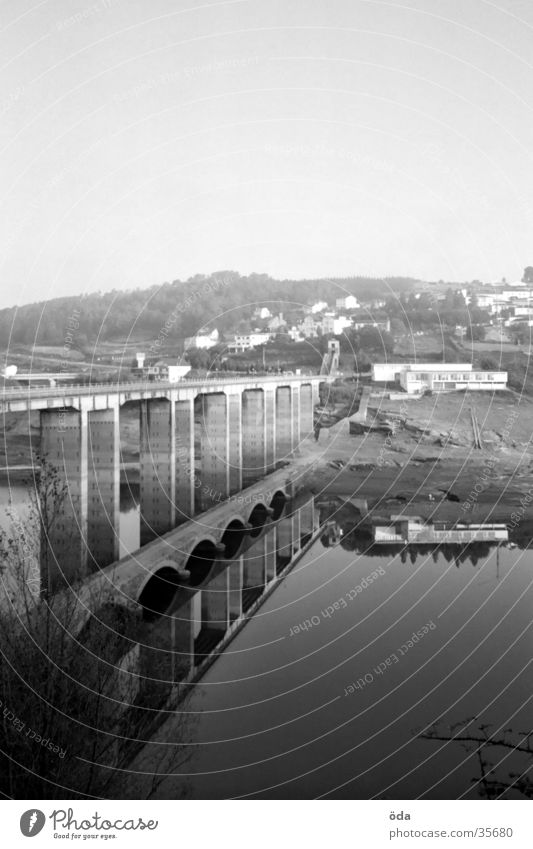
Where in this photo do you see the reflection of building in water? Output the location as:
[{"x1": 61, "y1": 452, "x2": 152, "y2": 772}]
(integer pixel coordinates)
[
  {"x1": 321, "y1": 520, "x2": 343, "y2": 547},
  {"x1": 373, "y1": 516, "x2": 508, "y2": 545}
]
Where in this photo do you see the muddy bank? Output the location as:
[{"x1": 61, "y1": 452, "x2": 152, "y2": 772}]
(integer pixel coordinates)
[{"x1": 294, "y1": 391, "x2": 533, "y2": 537}]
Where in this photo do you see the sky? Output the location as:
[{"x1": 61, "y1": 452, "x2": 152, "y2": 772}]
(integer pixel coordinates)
[{"x1": 1, "y1": 0, "x2": 533, "y2": 308}]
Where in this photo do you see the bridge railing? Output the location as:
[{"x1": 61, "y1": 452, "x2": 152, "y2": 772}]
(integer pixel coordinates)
[{"x1": 0, "y1": 373, "x2": 324, "y2": 400}]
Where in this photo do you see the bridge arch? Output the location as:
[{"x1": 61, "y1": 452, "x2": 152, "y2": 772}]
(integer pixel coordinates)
[
  {"x1": 247, "y1": 502, "x2": 270, "y2": 538},
  {"x1": 220, "y1": 518, "x2": 247, "y2": 559},
  {"x1": 185, "y1": 537, "x2": 219, "y2": 586},
  {"x1": 269, "y1": 489, "x2": 287, "y2": 520},
  {"x1": 138, "y1": 564, "x2": 183, "y2": 621}
]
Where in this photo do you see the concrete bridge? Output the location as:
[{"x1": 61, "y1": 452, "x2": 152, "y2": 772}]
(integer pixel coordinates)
[{"x1": 0, "y1": 374, "x2": 324, "y2": 590}]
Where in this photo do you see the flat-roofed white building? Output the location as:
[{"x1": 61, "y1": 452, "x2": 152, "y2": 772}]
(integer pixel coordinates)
[
  {"x1": 372, "y1": 362, "x2": 507, "y2": 393},
  {"x1": 400, "y1": 366, "x2": 507, "y2": 394},
  {"x1": 227, "y1": 331, "x2": 272, "y2": 352},
  {"x1": 373, "y1": 517, "x2": 508, "y2": 544},
  {"x1": 511, "y1": 304, "x2": 533, "y2": 317},
  {"x1": 372, "y1": 362, "x2": 449, "y2": 382}
]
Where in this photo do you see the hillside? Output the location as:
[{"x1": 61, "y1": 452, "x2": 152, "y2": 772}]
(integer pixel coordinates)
[{"x1": 0, "y1": 272, "x2": 418, "y2": 351}]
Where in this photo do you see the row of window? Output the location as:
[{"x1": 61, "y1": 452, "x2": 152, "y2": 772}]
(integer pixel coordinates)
[{"x1": 409, "y1": 372, "x2": 502, "y2": 382}]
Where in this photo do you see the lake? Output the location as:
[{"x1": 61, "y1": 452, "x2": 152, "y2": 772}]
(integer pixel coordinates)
[
  {"x1": 141, "y1": 513, "x2": 532, "y2": 799},
  {"x1": 2, "y1": 480, "x2": 531, "y2": 800}
]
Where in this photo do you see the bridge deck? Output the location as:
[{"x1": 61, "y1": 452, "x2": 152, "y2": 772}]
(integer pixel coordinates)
[{"x1": 0, "y1": 374, "x2": 325, "y2": 412}]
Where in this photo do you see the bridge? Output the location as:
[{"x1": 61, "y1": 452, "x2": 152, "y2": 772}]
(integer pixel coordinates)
[{"x1": 1, "y1": 374, "x2": 325, "y2": 591}]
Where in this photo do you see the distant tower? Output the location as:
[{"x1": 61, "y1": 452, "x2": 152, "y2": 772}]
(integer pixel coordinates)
[
  {"x1": 320, "y1": 339, "x2": 340, "y2": 376},
  {"x1": 328, "y1": 340, "x2": 340, "y2": 374}
]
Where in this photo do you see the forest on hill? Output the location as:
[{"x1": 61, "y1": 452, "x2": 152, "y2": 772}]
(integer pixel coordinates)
[{"x1": 0, "y1": 272, "x2": 418, "y2": 349}]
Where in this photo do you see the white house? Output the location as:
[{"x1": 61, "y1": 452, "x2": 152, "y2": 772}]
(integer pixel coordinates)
[
  {"x1": 311, "y1": 300, "x2": 328, "y2": 314},
  {"x1": 287, "y1": 326, "x2": 303, "y2": 342},
  {"x1": 253, "y1": 306, "x2": 272, "y2": 320},
  {"x1": 473, "y1": 292, "x2": 499, "y2": 312},
  {"x1": 184, "y1": 328, "x2": 219, "y2": 350},
  {"x1": 335, "y1": 295, "x2": 360, "y2": 310},
  {"x1": 227, "y1": 332, "x2": 273, "y2": 352},
  {"x1": 321, "y1": 314, "x2": 352, "y2": 335}
]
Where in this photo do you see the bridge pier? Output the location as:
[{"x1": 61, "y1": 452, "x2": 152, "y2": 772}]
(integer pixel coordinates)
[
  {"x1": 201, "y1": 570, "x2": 230, "y2": 633},
  {"x1": 229, "y1": 558, "x2": 243, "y2": 621},
  {"x1": 300, "y1": 383, "x2": 314, "y2": 442},
  {"x1": 276, "y1": 385, "x2": 292, "y2": 461},
  {"x1": 87, "y1": 404, "x2": 120, "y2": 568},
  {"x1": 291, "y1": 385, "x2": 301, "y2": 451},
  {"x1": 140, "y1": 399, "x2": 176, "y2": 544},
  {"x1": 293, "y1": 506, "x2": 301, "y2": 552},
  {"x1": 264, "y1": 388, "x2": 276, "y2": 472},
  {"x1": 276, "y1": 515, "x2": 293, "y2": 574},
  {"x1": 199, "y1": 393, "x2": 229, "y2": 512},
  {"x1": 265, "y1": 526, "x2": 276, "y2": 583},
  {"x1": 242, "y1": 538, "x2": 266, "y2": 606},
  {"x1": 175, "y1": 399, "x2": 194, "y2": 524},
  {"x1": 242, "y1": 389, "x2": 265, "y2": 487},
  {"x1": 227, "y1": 391, "x2": 242, "y2": 495},
  {"x1": 40, "y1": 407, "x2": 88, "y2": 591},
  {"x1": 299, "y1": 498, "x2": 315, "y2": 547},
  {"x1": 170, "y1": 596, "x2": 196, "y2": 680}
]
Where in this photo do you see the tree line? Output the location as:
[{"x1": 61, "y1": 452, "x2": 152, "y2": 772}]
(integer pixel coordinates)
[{"x1": 0, "y1": 272, "x2": 418, "y2": 349}]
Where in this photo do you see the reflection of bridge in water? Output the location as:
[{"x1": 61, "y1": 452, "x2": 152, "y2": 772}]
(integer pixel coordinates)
[
  {"x1": 77, "y1": 485, "x2": 319, "y2": 711},
  {"x1": 0, "y1": 374, "x2": 323, "y2": 592}
]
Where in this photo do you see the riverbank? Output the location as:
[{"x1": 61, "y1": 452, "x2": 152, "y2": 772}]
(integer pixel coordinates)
[{"x1": 294, "y1": 390, "x2": 533, "y2": 536}]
